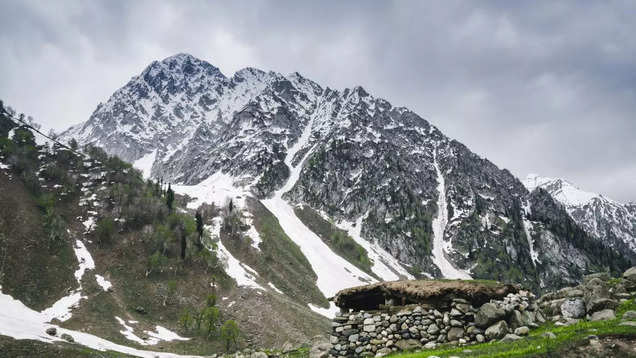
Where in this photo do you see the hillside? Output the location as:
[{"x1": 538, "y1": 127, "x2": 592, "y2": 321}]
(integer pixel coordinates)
[
  {"x1": 62, "y1": 53, "x2": 631, "y2": 295},
  {"x1": 0, "y1": 101, "x2": 329, "y2": 356}
]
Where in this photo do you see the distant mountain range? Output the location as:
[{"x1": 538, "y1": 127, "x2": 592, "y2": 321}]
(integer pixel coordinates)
[{"x1": 62, "y1": 53, "x2": 633, "y2": 296}]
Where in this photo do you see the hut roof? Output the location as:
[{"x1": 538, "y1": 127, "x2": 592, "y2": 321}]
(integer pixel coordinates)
[{"x1": 332, "y1": 279, "x2": 519, "y2": 311}]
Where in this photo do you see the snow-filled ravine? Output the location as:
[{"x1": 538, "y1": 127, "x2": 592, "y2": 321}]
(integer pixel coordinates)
[
  {"x1": 430, "y1": 148, "x2": 472, "y2": 280},
  {"x1": 261, "y1": 116, "x2": 376, "y2": 314}
]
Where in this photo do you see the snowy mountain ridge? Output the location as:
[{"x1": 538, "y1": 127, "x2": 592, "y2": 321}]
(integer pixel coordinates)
[
  {"x1": 523, "y1": 174, "x2": 636, "y2": 255},
  {"x1": 62, "y1": 53, "x2": 632, "y2": 298}
]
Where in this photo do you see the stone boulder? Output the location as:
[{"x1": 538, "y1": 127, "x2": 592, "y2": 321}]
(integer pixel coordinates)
[
  {"x1": 623, "y1": 267, "x2": 636, "y2": 282},
  {"x1": 500, "y1": 333, "x2": 522, "y2": 342},
  {"x1": 587, "y1": 298, "x2": 618, "y2": 313},
  {"x1": 514, "y1": 326, "x2": 530, "y2": 336},
  {"x1": 583, "y1": 272, "x2": 611, "y2": 283},
  {"x1": 590, "y1": 309, "x2": 616, "y2": 321},
  {"x1": 622, "y1": 311, "x2": 636, "y2": 320},
  {"x1": 447, "y1": 327, "x2": 464, "y2": 341},
  {"x1": 560, "y1": 298, "x2": 586, "y2": 319},
  {"x1": 45, "y1": 327, "x2": 56, "y2": 336},
  {"x1": 61, "y1": 333, "x2": 74, "y2": 343},
  {"x1": 475, "y1": 303, "x2": 506, "y2": 328},
  {"x1": 485, "y1": 320, "x2": 509, "y2": 340},
  {"x1": 395, "y1": 339, "x2": 421, "y2": 351}
]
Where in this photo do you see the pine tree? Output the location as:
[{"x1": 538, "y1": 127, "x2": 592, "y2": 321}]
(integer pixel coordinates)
[
  {"x1": 195, "y1": 211, "x2": 204, "y2": 250},
  {"x1": 166, "y1": 183, "x2": 175, "y2": 211}
]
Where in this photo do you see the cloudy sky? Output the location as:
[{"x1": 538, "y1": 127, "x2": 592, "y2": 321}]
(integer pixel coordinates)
[{"x1": 1, "y1": 1, "x2": 634, "y2": 201}]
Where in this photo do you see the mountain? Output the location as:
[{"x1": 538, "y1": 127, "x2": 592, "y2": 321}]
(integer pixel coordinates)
[
  {"x1": 62, "y1": 53, "x2": 630, "y2": 296},
  {"x1": 523, "y1": 174, "x2": 636, "y2": 260}
]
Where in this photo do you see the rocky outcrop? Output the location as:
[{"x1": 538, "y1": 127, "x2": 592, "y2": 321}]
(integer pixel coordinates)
[{"x1": 538, "y1": 266, "x2": 636, "y2": 325}]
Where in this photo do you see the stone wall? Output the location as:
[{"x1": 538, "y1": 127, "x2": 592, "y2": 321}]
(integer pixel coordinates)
[{"x1": 329, "y1": 290, "x2": 543, "y2": 357}]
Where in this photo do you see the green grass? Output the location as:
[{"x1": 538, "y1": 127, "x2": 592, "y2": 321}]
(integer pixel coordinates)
[
  {"x1": 293, "y1": 205, "x2": 376, "y2": 278},
  {"x1": 0, "y1": 336, "x2": 137, "y2": 358},
  {"x1": 390, "y1": 299, "x2": 636, "y2": 358}
]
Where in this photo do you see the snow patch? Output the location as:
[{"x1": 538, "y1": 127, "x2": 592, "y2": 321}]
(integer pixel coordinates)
[
  {"x1": 430, "y1": 148, "x2": 472, "y2": 280},
  {"x1": 173, "y1": 171, "x2": 247, "y2": 209},
  {"x1": 216, "y1": 239, "x2": 264, "y2": 290},
  {"x1": 308, "y1": 302, "x2": 340, "y2": 319},
  {"x1": 133, "y1": 149, "x2": 157, "y2": 179},
  {"x1": 95, "y1": 275, "x2": 112, "y2": 291}
]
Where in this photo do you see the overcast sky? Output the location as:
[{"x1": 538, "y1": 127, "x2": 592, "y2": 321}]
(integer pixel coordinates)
[{"x1": 1, "y1": 0, "x2": 634, "y2": 201}]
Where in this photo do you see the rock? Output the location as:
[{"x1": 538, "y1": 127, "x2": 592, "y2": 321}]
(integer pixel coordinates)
[
  {"x1": 423, "y1": 341, "x2": 437, "y2": 349},
  {"x1": 251, "y1": 352, "x2": 268, "y2": 358},
  {"x1": 394, "y1": 339, "x2": 421, "y2": 351},
  {"x1": 590, "y1": 309, "x2": 616, "y2": 321},
  {"x1": 623, "y1": 267, "x2": 636, "y2": 282},
  {"x1": 281, "y1": 341, "x2": 293, "y2": 352},
  {"x1": 583, "y1": 272, "x2": 611, "y2": 283},
  {"x1": 485, "y1": 321, "x2": 508, "y2": 340},
  {"x1": 514, "y1": 326, "x2": 529, "y2": 336},
  {"x1": 476, "y1": 334, "x2": 485, "y2": 343},
  {"x1": 584, "y1": 278, "x2": 610, "y2": 309},
  {"x1": 499, "y1": 334, "x2": 522, "y2": 342},
  {"x1": 447, "y1": 327, "x2": 464, "y2": 341},
  {"x1": 586, "y1": 298, "x2": 618, "y2": 313},
  {"x1": 619, "y1": 321, "x2": 636, "y2": 327},
  {"x1": 622, "y1": 311, "x2": 636, "y2": 320},
  {"x1": 427, "y1": 324, "x2": 439, "y2": 335},
  {"x1": 330, "y1": 335, "x2": 339, "y2": 344},
  {"x1": 349, "y1": 334, "x2": 360, "y2": 342},
  {"x1": 135, "y1": 306, "x2": 146, "y2": 314},
  {"x1": 509, "y1": 310, "x2": 524, "y2": 329},
  {"x1": 45, "y1": 327, "x2": 56, "y2": 336},
  {"x1": 560, "y1": 298, "x2": 586, "y2": 319},
  {"x1": 541, "y1": 332, "x2": 557, "y2": 339},
  {"x1": 475, "y1": 303, "x2": 506, "y2": 328},
  {"x1": 364, "y1": 324, "x2": 376, "y2": 332},
  {"x1": 375, "y1": 347, "x2": 392, "y2": 357},
  {"x1": 61, "y1": 333, "x2": 74, "y2": 343},
  {"x1": 309, "y1": 341, "x2": 331, "y2": 358}
]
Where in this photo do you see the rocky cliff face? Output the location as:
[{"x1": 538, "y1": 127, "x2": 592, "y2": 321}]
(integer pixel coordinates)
[
  {"x1": 523, "y1": 174, "x2": 636, "y2": 263},
  {"x1": 62, "y1": 53, "x2": 630, "y2": 293}
]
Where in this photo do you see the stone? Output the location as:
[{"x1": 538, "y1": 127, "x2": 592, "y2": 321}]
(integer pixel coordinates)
[
  {"x1": 584, "y1": 272, "x2": 611, "y2": 283},
  {"x1": 375, "y1": 348, "x2": 392, "y2": 357},
  {"x1": 450, "y1": 319, "x2": 463, "y2": 327},
  {"x1": 330, "y1": 336, "x2": 339, "y2": 344},
  {"x1": 45, "y1": 327, "x2": 56, "y2": 336},
  {"x1": 476, "y1": 334, "x2": 485, "y2": 343},
  {"x1": 586, "y1": 298, "x2": 618, "y2": 313},
  {"x1": 499, "y1": 334, "x2": 522, "y2": 342},
  {"x1": 447, "y1": 327, "x2": 464, "y2": 341},
  {"x1": 135, "y1": 306, "x2": 146, "y2": 314},
  {"x1": 364, "y1": 318, "x2": 375, "y2": 325},
  {"x1": 509, "y1": 310, "x2": 524, "y2": 329},
  {"x1": 349, "y1": 334, "x2": 360, "y2": 342},
  {"x1": 450, "y1": 308, "x2": 462, "y2": 317},
  {"x1": 364, "y1": 325, "x2": 376, "y2": 332},
  {"x1": 514, "y1": 326, "x2": 529, "y2": 336},
  {"x1": 619, "y1": 321, "x2": 636, "y2": 327},
  {"x1": 623, "y1": 267, "x2": 636, "y2": 282},
  {"x1": 61, "y1": 333, "x2": 74, "y2": 343},
  {"x1": 252, "y1": 352, "x2": 268, "y2": 358},
  {"x1": 427, "y1": 324, "x2": 439, "y2": 335},
  {"x1": 475, "y1": 303, "x2": 506, "y2": 328},
  {"x1": 541, "y1": 332, "x2": 557, "y2": 339},
  {"x1": 560, "y1": 298, "x2": 586, "y2": 319},
  {"x1": 590, "y1": 309, "x2": 616, "y2": 321},
  {"x1": 485, "y1": 321, "x2": 508, "y2": 340},
  {"x1": 394, "y1": 339, "x2": 421, "y2": 351},
  {"x1": 455, "y1": 303, "x2": 472, "y2": 313},
  {"x1": 622, "y1": 311, "x2": 636, "y2": 320},
  {"x1": 443, "y1": 313, "x2": 450, "y2": 325}
]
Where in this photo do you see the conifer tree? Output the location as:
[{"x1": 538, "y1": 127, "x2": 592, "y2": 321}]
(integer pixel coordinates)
[{"x1": 166, "y1": 183, "x2": 175, "y2": 211}]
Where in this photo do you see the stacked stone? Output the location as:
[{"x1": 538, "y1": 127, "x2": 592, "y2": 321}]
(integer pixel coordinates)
[
  {"x1": 329, "y1": 291, "x2": 543, "y2": 357},
  {"x1": 329, "y1": 298, "x2": 487, "y2": 357}
]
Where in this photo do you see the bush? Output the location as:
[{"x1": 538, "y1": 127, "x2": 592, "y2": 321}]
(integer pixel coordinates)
[
  {"x1": 94, "y1": 217, "x2": 116, "y2": 246},
  {"x1": 220, "y1": 320, "x2": 239, "y2": 351}
]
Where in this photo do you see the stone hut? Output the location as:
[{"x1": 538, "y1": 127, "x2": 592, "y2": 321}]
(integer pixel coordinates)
[{"x1": 329, "y1": 280, "x2": 542, "y2": 357}]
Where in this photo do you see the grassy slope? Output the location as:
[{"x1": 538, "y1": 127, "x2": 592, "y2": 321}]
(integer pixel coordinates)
[
  {"x1": 0, "y1": 168, "x2": 77, "y2": 311},
  {"x1": 0, "y1": 336, "x2": 136, "y2": 358},
  {"x1": 392, "y1": 299, "x2": 636, "y2": 358},
  {"x1": 293, "y1": 205, "x2": 376, "y2": 279}
]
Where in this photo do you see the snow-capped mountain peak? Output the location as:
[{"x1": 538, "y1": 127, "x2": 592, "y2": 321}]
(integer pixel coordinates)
[{"x1": 523, "y1": 174, "x2": 599, "y2": 206}]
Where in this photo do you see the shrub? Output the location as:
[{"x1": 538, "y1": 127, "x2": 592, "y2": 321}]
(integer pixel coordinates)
[
  {"x1": 94, "y1": 217, "x2": 116, "y2": 246},
  {"x1": 220, "y1": 320, "x2": 239, "y2": 351}
]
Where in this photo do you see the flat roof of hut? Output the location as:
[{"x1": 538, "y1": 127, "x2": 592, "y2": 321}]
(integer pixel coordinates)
[{"x1": 332, "y1": 280, "x2": 519, "y2": 312}]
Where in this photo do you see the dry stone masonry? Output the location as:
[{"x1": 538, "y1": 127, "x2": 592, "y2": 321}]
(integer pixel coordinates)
[{"x1": 330, "y1": 290, "x2": 542, "y2": 357}]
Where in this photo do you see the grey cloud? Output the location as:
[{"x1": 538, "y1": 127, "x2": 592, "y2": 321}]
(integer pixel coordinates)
[{"x1": 0, "y1": 0, "x2": 634, "y2": 201}]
